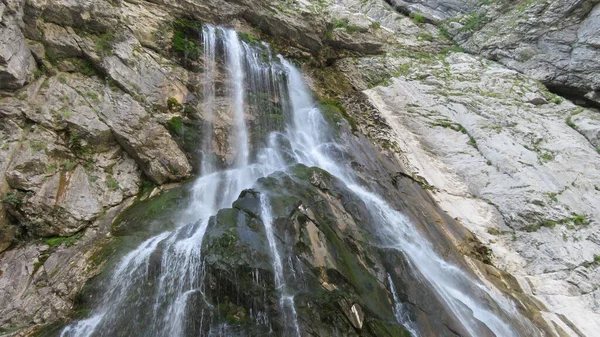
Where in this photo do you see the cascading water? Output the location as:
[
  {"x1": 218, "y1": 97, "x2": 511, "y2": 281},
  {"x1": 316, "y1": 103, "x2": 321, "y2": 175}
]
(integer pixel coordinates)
[
  {"x1": 61, "y1": 24, "x2": 536, "y2": 337},
  {"x1": 387, "y1": 273, "x2": 420, "y2": 337},
  {"x1": 259, "y1": 195, "x2": 301, "y2": 337}
]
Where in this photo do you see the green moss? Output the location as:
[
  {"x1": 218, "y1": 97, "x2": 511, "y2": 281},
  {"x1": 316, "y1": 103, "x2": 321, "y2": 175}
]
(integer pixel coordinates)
[
  {"x1": 106, "y1": 176, "x2": 120, "y2": 191},
  {"x1": 416, "y1": 32, "x2": 434, "y2": 41},
  {"x1": 111, "y1": 184, "x2": 189, "y2": 236},
  {"x1": 94, "y1": 31, "x2": 117, "y2": 55},
  {"x1": 367, "y1": 319, "x2": 411, "y2": 337},
  {"x1": 319, "y1": 99, "x2": 357, "y2": 133},
  {"x1": 166, "y1": 97, "x2": 183, "y2": 112},
  {"x1": 171, "y1": 18, "x2": 203, "y2": 59},
  {"x1": 167, "y1": 116, "x2": 184, "y2": 136},
  {"x1": 30, "y1": 322, "x2": 66, "y2": 337},
  {"x1": 70, "y1": 58, "x2": 100, "y2": 76},
  {"x1": 44, "y1": 232, "x2": 82, "y2": 248},
  {"x1": 238, "y1": 32, "x2": 258, "y2": 44}
]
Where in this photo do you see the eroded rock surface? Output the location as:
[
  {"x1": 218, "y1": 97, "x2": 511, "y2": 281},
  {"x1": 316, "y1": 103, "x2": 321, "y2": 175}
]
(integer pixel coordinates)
[{"x1": 0, "y1": 0, "x2": 599, "y2": 336}]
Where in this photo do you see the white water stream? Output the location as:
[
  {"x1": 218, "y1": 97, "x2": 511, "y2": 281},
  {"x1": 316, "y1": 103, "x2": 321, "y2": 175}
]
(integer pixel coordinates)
[{"x1": 60, "y1": 24, "x2": 533, "y2": 337}]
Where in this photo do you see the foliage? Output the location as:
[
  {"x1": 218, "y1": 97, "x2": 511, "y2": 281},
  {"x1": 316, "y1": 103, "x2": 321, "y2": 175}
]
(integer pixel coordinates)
[
  {"x1": 370, "y1": 21, "x2": 381, "y2": 29},
  {"x1": 333, "y1": 18, "x2": 361, "y2": 33},
  {"x1": 410, "y1": 13, "x2": 426, "y2": 24},
  {"x1": 319, "y1": 99, "x2": 357, "y2": 133},
  {"x1": 416, "y1": 32, "x2": 434, "y2": 41},
  {"x1": 1, "y1": 192, "x2": 22, "y2": 206},
  {"x1": 106, "y1": 176, "x2": 120, "y2": 191},
  {"x1": 167, "y1": 116, "x2": 184, "y2": 136},
  {"x1": 167, "y1": 97, "x2": 183, "y2": 112},
  {"x1": 461, "y1": 12, "x2": 489, "y2": 31},
  {"x1": 238, "y1": 32, "x2": 257, "y2": 43},
  {"x1": 94, "y1": 31, "x2": 117, "y2": 55},
  {"x1": 44, "y1": 232, "x2": 82, "y2": 248},
  {"x1": 171, "y1": 18, "x2": 203, "y2": 59}
]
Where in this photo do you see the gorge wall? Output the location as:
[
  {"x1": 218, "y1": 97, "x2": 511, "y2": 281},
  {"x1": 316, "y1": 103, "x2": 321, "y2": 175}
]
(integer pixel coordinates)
[{"x1": 0, "y1": 0, "x2": 599, "y2": 336}]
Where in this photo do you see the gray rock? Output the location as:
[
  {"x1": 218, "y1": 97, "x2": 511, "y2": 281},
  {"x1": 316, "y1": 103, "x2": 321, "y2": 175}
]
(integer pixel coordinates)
[
  {"x1": 0, "y1": 12, "x2": 36, "y2": 90},
  {"x1": 101, "y1": 90, "x2": 192, "y2": 184},
  {"x1": 387, "y1": 0, "x2": 479, "y2": 21},
  {"x1": 361, "y1": 51, "x2": 600, "y2": 336},
  {"x1": 454, "y1": 1, "x2": 600, "y2": 106}
]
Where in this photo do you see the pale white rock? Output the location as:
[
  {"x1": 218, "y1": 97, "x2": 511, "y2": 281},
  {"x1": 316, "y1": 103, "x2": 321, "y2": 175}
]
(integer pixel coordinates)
[{"x1": 362, "y1": 52, "x2": 600, "y2": 336}]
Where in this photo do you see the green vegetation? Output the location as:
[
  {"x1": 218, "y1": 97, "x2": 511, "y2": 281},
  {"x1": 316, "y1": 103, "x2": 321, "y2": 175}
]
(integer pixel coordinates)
[
  {"x1": 583, "y1": 254, "x2": 600, "y2": 268},
  {"x1": 237, "y1": 32, "x2": 258, "y2": 43},
  {"x1": 30, "y1": 140, "x2": 47, "y2": 152},
  {"x1": 370, "y1": 21, "x2": 381, "y2": 29},
  {"x1": 106, "y1": 176, "x2": 120, "y2": 191},
  {"x1": 60, "y1": 109, "x2": 72, "y2": 118},
  {"x1": 167, "y1": 116, "x2": 184, "y2": 136},
  {"x1": 1, "y1": 192, "x2": 22, "y2": 206},
  {"x1": 440, "y1": 45, "x2": 465, "y2": 54},
  {"x1": 416, "y1": 32, "x2": 434, "y2": 41},
  {"x1": 333, "y1": 18, "x2": 361, "y2": 33},
  {"x1": 94, "y1": 31, "x2": 117, "y2": 55},
  {"x1": 461, "y1": 12, "x2": 489, "y2": 31},
  {"x1": 319, "y1": 99, "x2": 358, "y2": 133},
  {"x1": 432, "y1": 121, "x2": 477, "y2": 149},
  {"x1": 44, "y1": 232, "x2": 82, "y2": 248},
  {"x1": 439, "y1": 26, "x2": 452, "y2": 40},
  {"x1": 62, "y1": 160, "x2": 77, "y2": 171},
  {"x1": 410, "y1": 13, "x2": 426, "y2": 24},
  {"x1": 525, "y1": 214, "x2": 589, "y2": 232},
  {"x1": 166, "y1": 97, "x2": 183, "y2": 112},
  {"x1": 171, "y1": 18, "x2": 203, "y2": 59},
  {"x1": 566, "y1": 107, "x2": 585, "y2": 130},
  {"x1": 538, "y1": 151, "x2": 554, "y2": 163},
  {"x1": 86, "y1": 91, "x2": 100, "y2": 102},
  {"x1": 72, "y1": 58, "x2": 100, "y2": 76}
]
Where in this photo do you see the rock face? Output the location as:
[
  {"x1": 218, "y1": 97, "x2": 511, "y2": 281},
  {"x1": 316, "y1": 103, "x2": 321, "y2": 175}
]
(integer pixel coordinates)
[
  {"x1": 0, "y1": 0, "x2": 599, "y2": 336},
  {"x1": 386, "y1": 0, "x2": 478, "y2": 20},
  {"x1": 449, "y1": 0, "x2": 600, "y2": 107},
  {"x1": 0, "y1": 2, "x2": 36, "y2": 90},
  {"x1": 358, "y1": 51, "x2": 600, "y2": 335},
  {"x1": 387, "y1": 0, "x2": 600, "y2": 107}
]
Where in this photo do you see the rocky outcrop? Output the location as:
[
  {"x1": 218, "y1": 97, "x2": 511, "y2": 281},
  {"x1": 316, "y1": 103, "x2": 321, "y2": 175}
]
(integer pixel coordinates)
[
  {"x1": 386, "y1": 0, "x2": 478, "y2": 20},
  {"x1": 0, "y1": 1, "x2": 36, "y2": 90},
  {"x1": 0, "y1": 0, "x2": 599, "y2": 335},
  {"x1": 452, "y1": 0, "x2": 600, "y2": 107},
  {"x1": 385, "y1": 0, "x2": 600, "y2": 107}
]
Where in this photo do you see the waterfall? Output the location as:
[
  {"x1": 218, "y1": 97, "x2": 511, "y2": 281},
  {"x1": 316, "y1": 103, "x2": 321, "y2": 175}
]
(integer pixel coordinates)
[
  {"x1": 200, "y1": 25, "x2": 217, "y2": 175},
  {"x1": 223, "y1": 29, "x2": 249, "y2": 169},
  {"x1": 280, "y1": 60, "x2": 526, "y2": 337},
  {"x1": 259, "y1": 194, "x2": 301, "y2": 337},
  {"x1": 60, "y1": 24, "x2": 534, "y2": 337},
  {"x1": 387, "y1": 273, "x2": 420, "y2": 337}
]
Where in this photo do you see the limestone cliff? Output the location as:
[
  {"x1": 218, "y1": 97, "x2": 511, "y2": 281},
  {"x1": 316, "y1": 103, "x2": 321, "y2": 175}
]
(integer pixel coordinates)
[{"x1": 0, "y1": 0, "x2": 598, "y2": 336}]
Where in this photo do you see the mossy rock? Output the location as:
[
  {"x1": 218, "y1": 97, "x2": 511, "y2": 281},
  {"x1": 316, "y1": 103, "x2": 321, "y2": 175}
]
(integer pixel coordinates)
[{"x1": 111, "y1": 184, "x2": 191, "y2": 236}]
